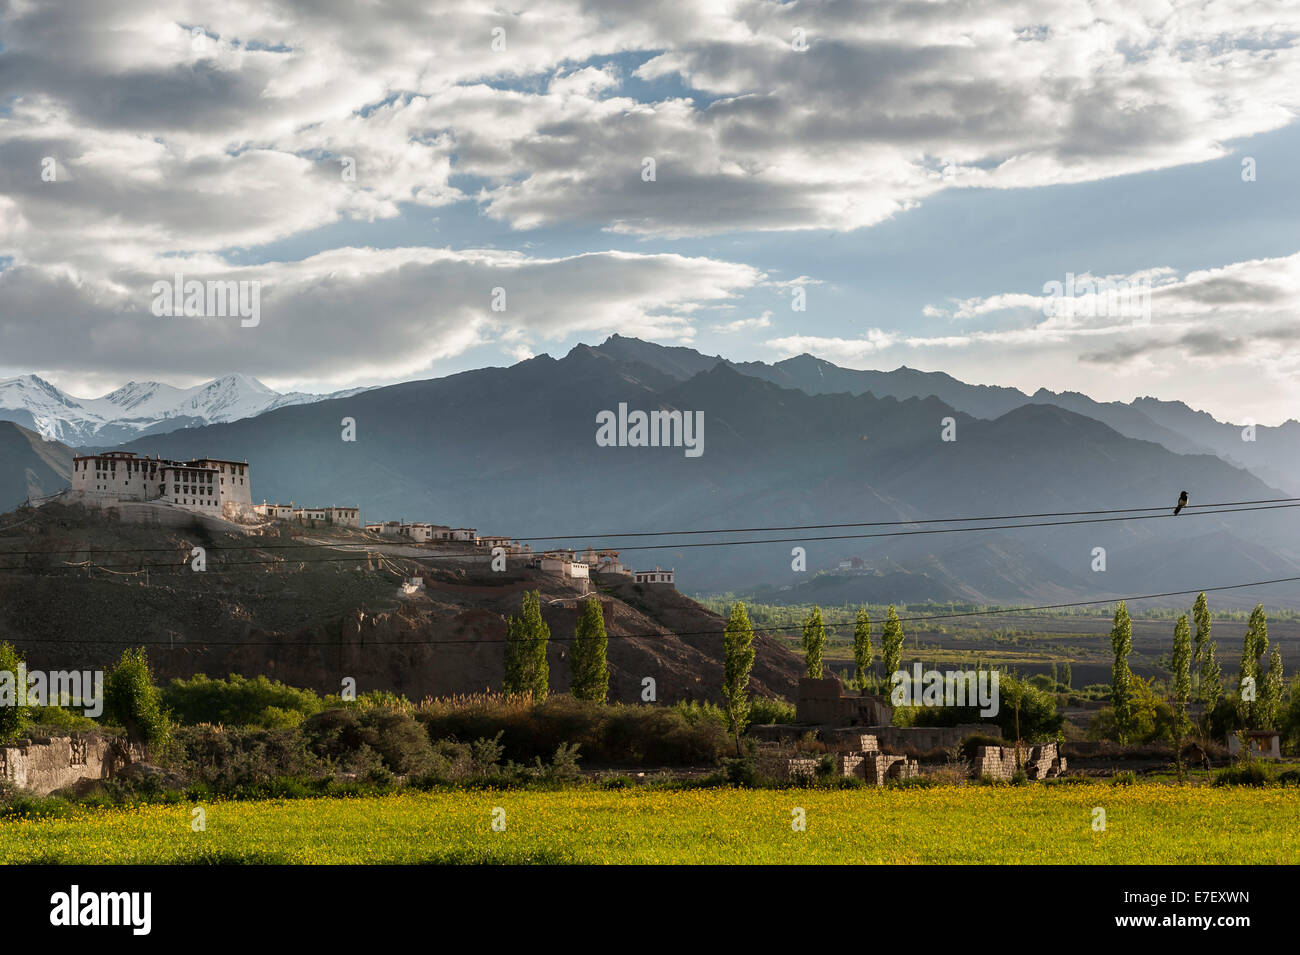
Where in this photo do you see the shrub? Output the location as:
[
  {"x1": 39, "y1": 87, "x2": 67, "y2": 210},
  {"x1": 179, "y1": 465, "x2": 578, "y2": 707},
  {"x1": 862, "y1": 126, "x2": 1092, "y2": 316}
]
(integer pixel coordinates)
[
  {"x1": 748, "y1": 696, "x2": 796, "y2": 724},
  {"x1": 301, "y1": 706, "x2": 437, "y2": 777},
  {"x1": 1214, "y1": 763, "x2": 1274, "y2": 787},
  {"x1": 162, "y1": 673, "x2": 325, "y2": 728},
  {"x1": 723, "y1": 756, "x2": 759, "y2": 788},
  {"x1": 415, "y1": 693, "x2": 729, "y2": 766},
  {"x1": 103, "y1": 648, "x2": 170, "y2": 750},
  {"x1": 0, "y1": 642, "x2": 32, "y2": 744}
]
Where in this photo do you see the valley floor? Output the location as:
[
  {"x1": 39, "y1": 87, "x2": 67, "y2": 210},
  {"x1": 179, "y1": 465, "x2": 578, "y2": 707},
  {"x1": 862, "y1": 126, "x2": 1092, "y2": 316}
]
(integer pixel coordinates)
[{"x1": 2, "y1": 784, "x2": 1295, "y2": 864}]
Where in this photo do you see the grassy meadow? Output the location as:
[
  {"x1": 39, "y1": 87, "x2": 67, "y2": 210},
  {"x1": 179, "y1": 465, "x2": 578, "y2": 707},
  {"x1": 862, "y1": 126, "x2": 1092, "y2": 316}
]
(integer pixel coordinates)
[{"x1": 2, "y1": 783, "x2": 1295, "y2": 865}]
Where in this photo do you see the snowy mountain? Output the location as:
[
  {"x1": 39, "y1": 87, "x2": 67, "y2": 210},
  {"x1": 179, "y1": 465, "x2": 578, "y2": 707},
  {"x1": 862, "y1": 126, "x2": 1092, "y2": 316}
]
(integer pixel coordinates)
[{"x1": 0, "y1": 373, "x2": 369, "y2": 446}]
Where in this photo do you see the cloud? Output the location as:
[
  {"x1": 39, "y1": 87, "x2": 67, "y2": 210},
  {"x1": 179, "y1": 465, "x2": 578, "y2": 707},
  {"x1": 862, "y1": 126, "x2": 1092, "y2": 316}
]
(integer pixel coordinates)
[
  {"x1": 712, "y1": 310, "x2": 772, "y2": 333},
  {"x1": 2, "y1": 0, "x2": 1298, "y2": 266},
  {"x1": 774, "y1": 250, "x2": 1300, "y2": 423},
  {"x1": 0, "y1": 248, "x2": 764, "y2": 385}
]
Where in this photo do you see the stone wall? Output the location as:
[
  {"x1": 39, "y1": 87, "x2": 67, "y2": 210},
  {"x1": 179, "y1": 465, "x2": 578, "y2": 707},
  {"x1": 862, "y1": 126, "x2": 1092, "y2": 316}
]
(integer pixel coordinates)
[
  {"x1": 973, "y1": 742, "x2": 1066, "y2": 781},
  {"x1": 757, "y1": 739, "x2": 919, "y2": 787},
  {"x1": 0, "y1": 733, "x2": 142, "y2": 795}
]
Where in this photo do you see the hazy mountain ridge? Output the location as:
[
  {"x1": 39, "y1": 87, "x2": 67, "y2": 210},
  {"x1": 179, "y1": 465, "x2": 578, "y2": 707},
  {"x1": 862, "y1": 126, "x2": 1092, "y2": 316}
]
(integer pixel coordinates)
[
  {"x1": 592, "y1": 335, "x2": 1300, "y2": 494},
  {"x1": 32, "y1": 340, "x2": 1293, "y2": 606}
]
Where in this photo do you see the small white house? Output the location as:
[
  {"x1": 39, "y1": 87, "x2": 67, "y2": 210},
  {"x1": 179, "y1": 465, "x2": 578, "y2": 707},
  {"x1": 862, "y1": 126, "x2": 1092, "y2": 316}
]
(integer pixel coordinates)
[{"x1": 1227, "y1": 731, "x2": 1282, "y2": 760}]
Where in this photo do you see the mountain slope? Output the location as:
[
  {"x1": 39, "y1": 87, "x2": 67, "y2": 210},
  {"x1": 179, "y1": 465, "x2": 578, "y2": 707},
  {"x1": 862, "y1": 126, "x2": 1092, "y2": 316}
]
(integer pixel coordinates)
[
  {"x1": 0, "y1": 422, "x2": 74, "y2": 511},
  {"x1": 589, "y1": 336, "x2": 1300, "y2": 493},
  {"x1": 74, "y1": 344, "x2": 1299, "y2": 606}
]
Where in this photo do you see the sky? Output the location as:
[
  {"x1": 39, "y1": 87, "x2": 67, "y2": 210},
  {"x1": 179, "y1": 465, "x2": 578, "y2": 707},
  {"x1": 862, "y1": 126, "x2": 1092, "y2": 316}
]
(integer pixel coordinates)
[{"x1": 1, "y1": 0, "x2": 1299, "y2": 423}]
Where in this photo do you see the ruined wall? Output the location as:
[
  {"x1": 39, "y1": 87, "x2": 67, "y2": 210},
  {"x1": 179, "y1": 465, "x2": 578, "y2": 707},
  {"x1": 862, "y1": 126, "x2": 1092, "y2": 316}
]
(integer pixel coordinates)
[
  {"x1": 973, "y1": 742, "x2": 1066, "y2": 780},
  {"x1": 0, "y1": 734, "x2": 142, "y2": 795}
]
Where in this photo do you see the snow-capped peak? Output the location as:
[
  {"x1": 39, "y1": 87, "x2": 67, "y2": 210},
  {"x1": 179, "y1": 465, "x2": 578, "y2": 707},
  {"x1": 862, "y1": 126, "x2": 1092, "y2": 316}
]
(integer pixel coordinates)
[{"x1": 0, "y1": 373, "x2": 366, "y2": 446}]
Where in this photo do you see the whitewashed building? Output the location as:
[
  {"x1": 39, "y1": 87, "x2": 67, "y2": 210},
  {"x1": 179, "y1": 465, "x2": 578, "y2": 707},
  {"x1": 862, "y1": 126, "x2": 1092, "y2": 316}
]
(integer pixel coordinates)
[{"x1": 71, "y1": 451, "x2": 254, "y2": 520}]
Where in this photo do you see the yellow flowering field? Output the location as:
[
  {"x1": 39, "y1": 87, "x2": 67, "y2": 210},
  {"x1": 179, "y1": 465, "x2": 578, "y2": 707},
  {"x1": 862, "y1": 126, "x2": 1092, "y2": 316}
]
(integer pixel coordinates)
[{"x1": 1, "y1": 784, "x2": 1295, "y2": 864}]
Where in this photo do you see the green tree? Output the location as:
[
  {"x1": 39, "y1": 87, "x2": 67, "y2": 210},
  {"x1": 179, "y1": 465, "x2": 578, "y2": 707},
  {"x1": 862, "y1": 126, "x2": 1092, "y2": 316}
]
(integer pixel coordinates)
[
  {"x1": 1239, "y1": 603, "x2": 1268, "y2": 726},
  {"x1": 569, "y1": 597, "x2": 609, "y2": 703},
  {"x1": 852, "y1": 607, "x2": 872, "y2": 689},
  {"x1": 1259, "y1": 645, "x2": 1284, "y2": 731},
  {"x1": 881, "y1": 605, "x2": 905, "y2": 682},
  {"x1": 1110, "y1": 601, "x2": 1134, "y2": 744},
  {"x1": 1192, "y1": 592, "x2": 1211, "y2": 688},
  {"x1": 0, "y1": 641, "x2": 33, "y2": 744},
  {"x1": 1061, "y1": 661, "x2": 1072, "y2": 690},
  {"x1": 103, "y1": 647, "x2": 171, "y2": 749},
  {"x1": 801, "y1": 606, "x2": 826, "y2": 680},
  {"x1": 503, "y1": 590, "x2": 550, "y2": 699},
  {"x1": 1199, "y1": 639, "x2": 1222, "y2": 712},
  {"x1": 721, "y1": 602, "x2": 756, "y2": 752},
  {"x1": 1170, "y1": 614, "x2": 1192, "y2": 765}
]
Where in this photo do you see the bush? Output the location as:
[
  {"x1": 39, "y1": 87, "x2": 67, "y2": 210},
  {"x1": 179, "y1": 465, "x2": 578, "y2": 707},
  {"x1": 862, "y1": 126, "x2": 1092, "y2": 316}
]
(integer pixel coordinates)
[
  {"x1": 301, "y1": 706, "x2": 438, "y2": 777},
  {"x1": 415, "y1": 693, "x2": 730, "y2": 766},
  {"x1": 0, "y1": 642, "x2": 33, "y2": 744},
  {"x1": 723, "y1": 757, "x2": 759, "y2": 787},
  {"x1": 162, "y1": 673, "x2": 325, "y2": 728},
  {"x1": 748, "y1": 696, "x2": 796, "y2": 725},
  {"x1": 1214, "y1": 763, "x2": 1274, "y2": 787},
  {"x1": 103, "y1": 648, "x2": 170, "y2": 750}
]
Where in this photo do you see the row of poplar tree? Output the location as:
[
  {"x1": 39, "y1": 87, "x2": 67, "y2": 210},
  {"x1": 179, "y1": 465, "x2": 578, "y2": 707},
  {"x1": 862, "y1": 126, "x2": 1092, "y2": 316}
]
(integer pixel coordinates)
[
  {"x1": 1108, "y1": 591, "x2": 1286, "y2": 745},
  {"x1": 501, "y1": 591, "x2": 610, "y2": 703}
]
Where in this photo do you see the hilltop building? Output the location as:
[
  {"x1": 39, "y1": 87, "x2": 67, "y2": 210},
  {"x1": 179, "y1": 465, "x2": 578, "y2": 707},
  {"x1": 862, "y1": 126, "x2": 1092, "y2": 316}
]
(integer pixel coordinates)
[{"x1": 71, "y1": 451, "x2": 255, "y2": 520}]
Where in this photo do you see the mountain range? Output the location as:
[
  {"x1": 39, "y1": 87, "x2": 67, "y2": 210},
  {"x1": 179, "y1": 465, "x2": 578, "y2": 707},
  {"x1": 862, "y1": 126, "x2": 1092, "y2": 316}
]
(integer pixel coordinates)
[
  {"x1": 5, "y1": 337, "x2": 1294, "y2": 607},
  {"x1": 0, "y1": 373, "x2": 368, "y2": 446}
]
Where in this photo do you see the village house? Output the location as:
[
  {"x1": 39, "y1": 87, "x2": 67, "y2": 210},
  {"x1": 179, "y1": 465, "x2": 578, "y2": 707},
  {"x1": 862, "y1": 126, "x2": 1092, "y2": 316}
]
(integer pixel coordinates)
[
  {"x1": 633, "y1": 568, "x2": 675, "y2": 585},
  {"x1": 254, "y1": 502, "x2": 362, "y2": 528}
]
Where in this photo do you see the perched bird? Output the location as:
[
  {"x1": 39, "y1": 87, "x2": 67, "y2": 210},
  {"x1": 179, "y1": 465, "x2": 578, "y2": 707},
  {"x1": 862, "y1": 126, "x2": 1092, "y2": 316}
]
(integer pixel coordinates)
[{"x1": 1173, "y1": 490, "x2": 1189, "y2": 516}]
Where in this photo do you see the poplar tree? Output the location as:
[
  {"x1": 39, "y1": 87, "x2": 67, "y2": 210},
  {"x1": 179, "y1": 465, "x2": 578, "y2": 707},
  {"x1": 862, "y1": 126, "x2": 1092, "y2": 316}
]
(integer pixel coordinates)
[
  {"x1": 1199, "y1": 640, "x2": 1223, "y2": 712},
  {"x1": 503, "y1": 590, "x2": 550, "y2": 699},
  {"x1": 1061, "y1": 661, "x2": 1072, "y2": 690},
  {"x1": 1239, "y1": 603, "x2": 1268, "y2": 725},
  {"x1": 881, "y1": 605, "x2": 905, "y2": 683},
  {"x1": 1192, "y1": 592, "x2": 1211, "y2": 688},
  {"x1": 1110, "y1": 601, "x2": 1133, "y2": 744},
  {"x1": 1259, "y1": 645, "x2": 1284, "y2": 731},
  {"x1": 852, "y1": 607, "x2": 872, "y2": 689},
  {"x1": 801, "y1": 606, "x2": 826, "y2": 680},
  {"x1": 1171, "y1": 614, "x2": 1192, "y2": 737},
  {"x1": 569, "y1": 597, "x2": 609, "y2": 703},
  {"x1": 721, "y1": 602, "x2": 755, "y2": 752}
]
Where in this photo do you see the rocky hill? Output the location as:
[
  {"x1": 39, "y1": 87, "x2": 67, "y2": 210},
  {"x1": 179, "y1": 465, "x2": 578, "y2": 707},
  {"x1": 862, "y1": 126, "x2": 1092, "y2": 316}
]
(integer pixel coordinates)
[{"x1": 0, "y1": 504, "x2": 802, "y2": 702}]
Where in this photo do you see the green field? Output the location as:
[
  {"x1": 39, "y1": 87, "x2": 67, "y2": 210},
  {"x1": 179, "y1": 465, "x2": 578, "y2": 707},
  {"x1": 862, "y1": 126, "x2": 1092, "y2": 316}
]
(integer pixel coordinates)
[{"x1": 2, "y1": 784, "x2": 1296, "y2": 864}]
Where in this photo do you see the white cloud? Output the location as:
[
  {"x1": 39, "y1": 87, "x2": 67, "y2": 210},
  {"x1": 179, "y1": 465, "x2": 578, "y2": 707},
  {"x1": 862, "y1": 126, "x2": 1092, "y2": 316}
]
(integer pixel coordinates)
[
  {"x1": 772, "y1": 251, "x2": 1300, "y2": 424},
  {"x1": 712, "y1": 310, "x2": 772, "y2": 333},
  {"x1": 0, "y1": 247, "x2": 764, "y2": 386}
]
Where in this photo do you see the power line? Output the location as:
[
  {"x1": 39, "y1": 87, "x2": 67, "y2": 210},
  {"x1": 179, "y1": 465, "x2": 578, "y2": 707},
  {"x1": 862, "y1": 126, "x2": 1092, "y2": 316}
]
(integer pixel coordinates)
[
  {"x1": 4, "y1": 495, "x2": 1297, "y2": 554},
  {"x1": 8, "y1": 573, "x2": 1300, "y2": 647},
  {"x1": 509, "y1": 496, "x2": 1300, "y2": 541},
  {"x1": 1, "y1": 499, "x2": 1296, "y2": 565}
]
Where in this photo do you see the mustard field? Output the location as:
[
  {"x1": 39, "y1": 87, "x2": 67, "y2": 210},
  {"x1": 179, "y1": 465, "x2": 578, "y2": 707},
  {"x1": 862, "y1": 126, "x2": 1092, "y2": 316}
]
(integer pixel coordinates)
[{"x1": 2, "y1": 784, "x2": 1296, "y2": 864}]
